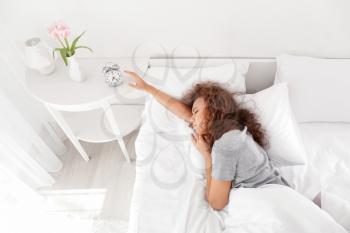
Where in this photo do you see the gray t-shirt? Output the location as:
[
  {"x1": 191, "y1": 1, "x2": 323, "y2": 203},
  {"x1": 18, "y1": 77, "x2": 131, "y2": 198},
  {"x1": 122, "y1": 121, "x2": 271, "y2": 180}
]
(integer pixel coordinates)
[{"x1": 211, "y1": 126, "x2": 289, "y2": 188}]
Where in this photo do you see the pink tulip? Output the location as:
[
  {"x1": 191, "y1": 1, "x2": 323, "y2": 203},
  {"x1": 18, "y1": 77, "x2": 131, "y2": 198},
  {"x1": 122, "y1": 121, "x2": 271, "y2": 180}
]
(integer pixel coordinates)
[
  {"x1": 61, "y1": 28, "x2": 70, "y2": 37},
  {"x1": 48, "y1": 20, "x2": 70, "y2": 38}
]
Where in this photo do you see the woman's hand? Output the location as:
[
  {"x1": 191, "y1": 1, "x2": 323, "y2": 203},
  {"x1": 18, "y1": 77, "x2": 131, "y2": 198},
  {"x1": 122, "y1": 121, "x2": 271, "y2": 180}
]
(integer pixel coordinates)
[
  {"x1": 124, "y1": 70, "x2": 150, "y2": 91},
  {"x1": 191, "y1": 133, "x2": 211, "y2": 158}
]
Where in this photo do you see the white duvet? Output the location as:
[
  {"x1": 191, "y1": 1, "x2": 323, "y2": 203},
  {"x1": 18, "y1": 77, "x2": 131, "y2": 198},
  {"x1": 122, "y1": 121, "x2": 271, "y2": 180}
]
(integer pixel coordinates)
[
  {"x1": 128, "y1": 116, "x2": 347, "y2": 233},
  {"x1": 278, "y1": 123, "x2": 350, "y2": 231}
]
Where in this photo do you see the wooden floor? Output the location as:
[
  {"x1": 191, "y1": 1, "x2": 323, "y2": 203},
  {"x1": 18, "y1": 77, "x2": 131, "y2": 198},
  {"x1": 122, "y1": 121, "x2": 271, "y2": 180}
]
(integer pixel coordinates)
[{"x1": 38, "y1": 129, "x2": 139, "y2": 221}]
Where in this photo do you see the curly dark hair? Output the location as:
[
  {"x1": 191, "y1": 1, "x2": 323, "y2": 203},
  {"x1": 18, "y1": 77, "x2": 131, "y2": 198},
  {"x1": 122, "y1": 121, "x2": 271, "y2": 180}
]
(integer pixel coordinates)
[{"x1": 181, "y1": 81, "x2": 268, "y2": 149}]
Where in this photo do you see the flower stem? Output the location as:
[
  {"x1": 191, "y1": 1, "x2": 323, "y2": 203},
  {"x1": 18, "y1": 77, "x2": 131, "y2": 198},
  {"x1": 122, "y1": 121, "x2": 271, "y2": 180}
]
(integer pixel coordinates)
[
  {"x1": 58, "y1": 37, "x2": 66, "y2": 49},
  {"x1": 64, "y1": 37, "x2": 70, "y2": 51}
]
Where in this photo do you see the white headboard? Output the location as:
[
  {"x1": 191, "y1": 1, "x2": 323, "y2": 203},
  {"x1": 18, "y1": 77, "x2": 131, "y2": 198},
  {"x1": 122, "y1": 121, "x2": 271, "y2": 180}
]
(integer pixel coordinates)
[
  {"x1": 244, "y1": 59, "x2": 276, "y2": 94},
  {"x1": 148, "y1": 58, "x2": 276, "y2": 94}
]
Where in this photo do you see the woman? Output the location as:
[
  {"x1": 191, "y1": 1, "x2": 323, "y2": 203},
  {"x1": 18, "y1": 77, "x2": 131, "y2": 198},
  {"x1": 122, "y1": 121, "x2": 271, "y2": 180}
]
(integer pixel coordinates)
[{"x1": 125, "y1": 71, "x2": 289, "y2": 211}]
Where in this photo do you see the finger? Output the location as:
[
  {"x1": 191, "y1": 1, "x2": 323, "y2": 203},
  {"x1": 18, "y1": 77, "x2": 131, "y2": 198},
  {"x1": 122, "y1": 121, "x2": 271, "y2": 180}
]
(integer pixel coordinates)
[
  {"x1": 198, "y1": 135, "x2": 203, "y2": 143},
  {"x1": 124, "y1": 70, "x2": 134, "y2": 74},
  {"x1": 191, "y1": 133, "x2": 197, "y2": 143},
  {"x1": 191, "y1": 137, "x2": 196, "y2": 145},
  {"x1": 203, "y1": 135, "x2": 210, "y2": 144}
]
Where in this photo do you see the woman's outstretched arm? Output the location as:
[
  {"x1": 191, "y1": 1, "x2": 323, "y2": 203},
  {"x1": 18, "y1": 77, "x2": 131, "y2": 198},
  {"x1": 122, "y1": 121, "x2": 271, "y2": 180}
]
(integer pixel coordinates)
[{"x1": 125, "y1": 71, "x2": 192, "y2": 122}]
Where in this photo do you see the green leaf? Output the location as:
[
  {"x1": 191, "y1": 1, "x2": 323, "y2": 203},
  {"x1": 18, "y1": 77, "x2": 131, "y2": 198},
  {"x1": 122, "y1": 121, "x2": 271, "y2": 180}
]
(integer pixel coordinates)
[
  {"x1": 75, "y1": 46, "x2": 93, "y2": 52},
  {"x1": 64, "y1": 37, "x2": 70, "y2": 48},
  {"x1": 52, "y1": 48, "x2": 61, "y2": 58},
  {"x1": 59, "y1": 48, "x2": 68, "y2": 66},
  {"x1": 64, "y1": 38, "x2": 70, "y2": 54},
  {"x1": 70, "y1": 31, "x2": 86, "y2": 53}
]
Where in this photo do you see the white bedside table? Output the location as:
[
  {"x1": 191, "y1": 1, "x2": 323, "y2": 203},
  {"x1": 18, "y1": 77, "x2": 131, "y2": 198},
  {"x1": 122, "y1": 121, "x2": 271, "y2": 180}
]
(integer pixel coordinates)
[{"x1": 25, "y1": 57, "x2": 149, "y2": 163}]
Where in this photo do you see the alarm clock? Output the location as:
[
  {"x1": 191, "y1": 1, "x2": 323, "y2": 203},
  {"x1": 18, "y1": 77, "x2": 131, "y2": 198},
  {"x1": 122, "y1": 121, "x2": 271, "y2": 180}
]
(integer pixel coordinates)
[{"x1": 102, "y1": 62, "x2": 123, "y2": 87}]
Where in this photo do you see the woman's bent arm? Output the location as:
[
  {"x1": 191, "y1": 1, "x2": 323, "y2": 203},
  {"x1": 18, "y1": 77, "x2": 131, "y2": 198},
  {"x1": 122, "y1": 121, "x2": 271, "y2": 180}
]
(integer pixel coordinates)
[
  {"x1": 204, "y1": 152, "x2": 231, "y2": 210},
  {"x1": 192, "y1": 134, "x2": 232, "y2": 211}
]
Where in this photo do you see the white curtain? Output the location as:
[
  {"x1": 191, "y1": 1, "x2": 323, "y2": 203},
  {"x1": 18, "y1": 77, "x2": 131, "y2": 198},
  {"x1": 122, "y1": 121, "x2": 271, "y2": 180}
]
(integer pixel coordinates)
[
  {"x1": 0, "y1": 91, "x2": 62, "y2": 188},
  {"x1": 0, "y1": 19, "x2": 66, "y2": 189}
]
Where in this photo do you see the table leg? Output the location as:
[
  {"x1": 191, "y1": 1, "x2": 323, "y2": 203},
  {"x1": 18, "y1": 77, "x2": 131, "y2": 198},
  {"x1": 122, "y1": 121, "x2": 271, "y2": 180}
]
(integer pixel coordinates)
[
  {"x1": 103, "y1": 104, "x2": 131, "y2": 163},
  {"x1": 117, "y1": 138, "x2": 131, "y2": 163},
  {"x1": 46, "y1": 105, "x2": 90, "y2": 161}
]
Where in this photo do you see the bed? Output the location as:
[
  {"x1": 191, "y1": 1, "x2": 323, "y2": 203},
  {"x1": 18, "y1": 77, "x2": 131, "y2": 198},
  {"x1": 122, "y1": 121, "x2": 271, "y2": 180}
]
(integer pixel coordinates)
[{"x1": 127, "y1": 57, "x2": 350, "y2": 233}]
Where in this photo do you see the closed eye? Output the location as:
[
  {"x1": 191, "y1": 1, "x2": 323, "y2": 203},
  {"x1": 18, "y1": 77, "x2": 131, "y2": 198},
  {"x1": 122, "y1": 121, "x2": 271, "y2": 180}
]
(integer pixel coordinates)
[{"x1": 192, "y1": 107, "x2": 198, "y2": 114}]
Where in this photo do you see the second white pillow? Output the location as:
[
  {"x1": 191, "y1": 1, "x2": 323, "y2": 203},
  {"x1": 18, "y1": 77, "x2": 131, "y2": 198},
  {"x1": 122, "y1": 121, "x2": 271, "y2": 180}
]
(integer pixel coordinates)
[{"x1": 240, "y1": 83, "x2": 307, "y2": 166}]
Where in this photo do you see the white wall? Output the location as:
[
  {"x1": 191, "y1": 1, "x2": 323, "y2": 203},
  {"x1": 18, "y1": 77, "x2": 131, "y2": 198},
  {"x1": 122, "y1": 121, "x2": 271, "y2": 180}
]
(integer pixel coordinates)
[
  {"x1": 0, "y1": 0, "x2": 349, "y2": 158},
  {"x1": 1, "y1": 0, "x2": 350, "y2": 58}
]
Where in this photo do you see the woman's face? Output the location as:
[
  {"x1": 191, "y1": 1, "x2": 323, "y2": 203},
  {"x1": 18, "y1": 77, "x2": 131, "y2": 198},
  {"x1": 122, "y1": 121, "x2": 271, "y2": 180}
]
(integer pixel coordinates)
[{"x1": 190, "y1": 97, "x2": 207, "y2": 135}]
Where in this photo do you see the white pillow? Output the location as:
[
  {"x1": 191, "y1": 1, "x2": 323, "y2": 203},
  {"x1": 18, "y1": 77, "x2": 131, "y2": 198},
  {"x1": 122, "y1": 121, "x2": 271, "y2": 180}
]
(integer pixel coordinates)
[
  {"x1": 145, "y1": 60, "x2": 249, "y2": 98},
  {"x1": 240, "y1": 83, "x2": 307, "y2": 166},
  {"x1": 143, "y1": 96, "x2": 191, "y2": 137},
  {"x1": 275, "y1": 54, "x2": 350, "y2": 123}
]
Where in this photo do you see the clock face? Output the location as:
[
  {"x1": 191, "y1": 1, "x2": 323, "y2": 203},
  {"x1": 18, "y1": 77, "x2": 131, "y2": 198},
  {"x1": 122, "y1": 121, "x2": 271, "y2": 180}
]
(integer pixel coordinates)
[{"x1": 103, "y1": 63, "x2": 123, "y2": 87}]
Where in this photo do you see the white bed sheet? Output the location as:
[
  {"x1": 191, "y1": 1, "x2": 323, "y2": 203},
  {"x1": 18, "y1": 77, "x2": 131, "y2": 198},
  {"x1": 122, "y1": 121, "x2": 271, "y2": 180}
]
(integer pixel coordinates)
[{"x1": 128, "y1": 105, "x2": 348, "y2": 232}]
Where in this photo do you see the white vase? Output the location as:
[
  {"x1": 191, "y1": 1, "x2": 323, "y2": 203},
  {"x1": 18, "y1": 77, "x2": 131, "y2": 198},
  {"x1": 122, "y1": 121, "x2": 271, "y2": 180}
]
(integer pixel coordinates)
[
  {"x1": 24, "y1": 37, "x2": 55, "y2": 75},
  {"x1": 67, "y1": 56, "x2": 85, "y2": 82}
]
